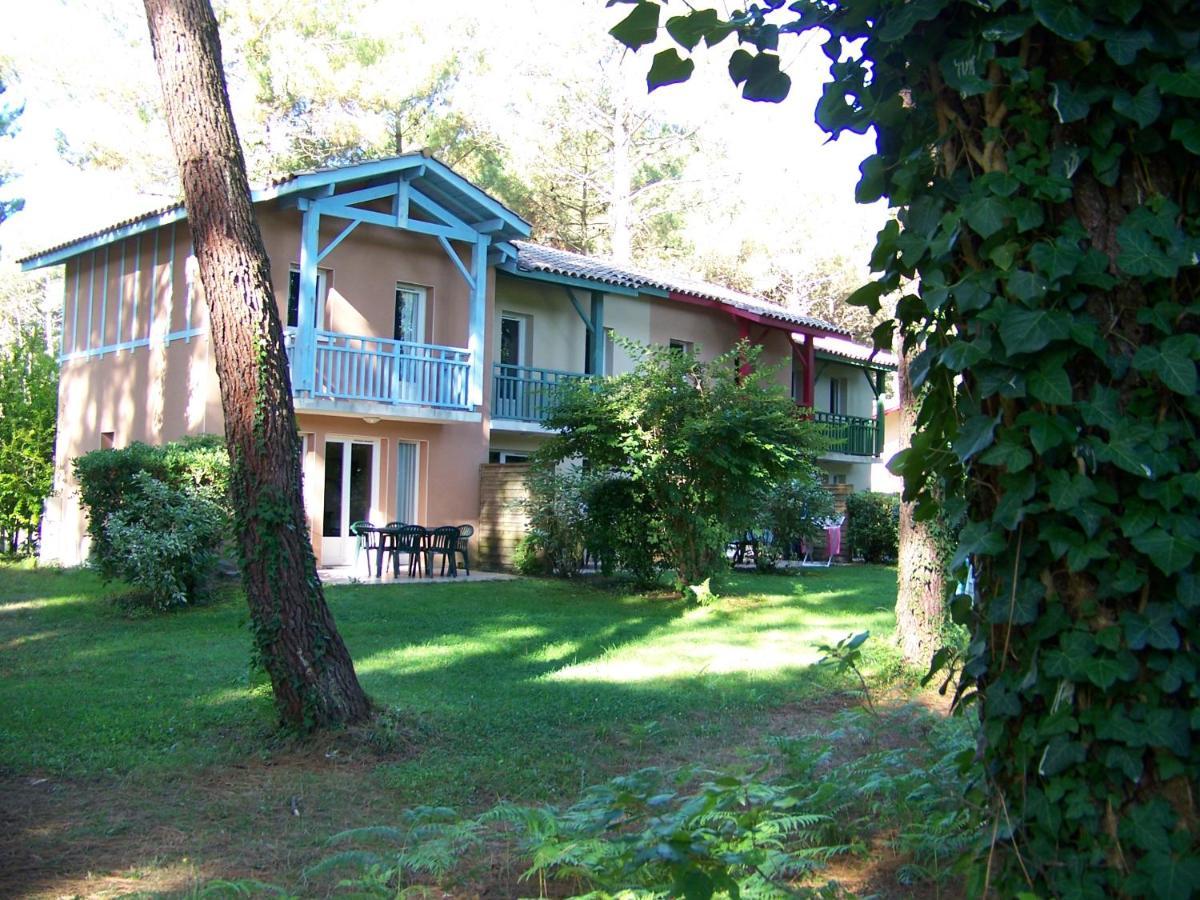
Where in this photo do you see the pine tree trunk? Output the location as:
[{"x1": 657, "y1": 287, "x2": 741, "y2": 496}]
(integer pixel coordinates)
[
  {"x1": 894, "y1": 350, "x2": 945, "y2": 667},
  {"x1": 143, "y1": 0, "x2": 370, "y2": 729}
]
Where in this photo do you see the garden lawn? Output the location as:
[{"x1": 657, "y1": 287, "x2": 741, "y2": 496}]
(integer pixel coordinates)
[{"x1": 0, "y1": 562, "x2": 906, "y2": 896}]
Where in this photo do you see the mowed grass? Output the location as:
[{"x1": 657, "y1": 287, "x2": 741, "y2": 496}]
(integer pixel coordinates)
[{"x1": 0, "y1": 562, "x2": 901, "y2": 806}]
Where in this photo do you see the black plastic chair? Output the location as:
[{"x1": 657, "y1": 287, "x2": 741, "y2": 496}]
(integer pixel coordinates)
[
  {"x1": 455, "y1": 524, "x2": 474, "y2": 576},
  {"x1": 350, "y1": 521, "x2": 379, "y2": 577},
  {"x1": 391, "y1": 525, "x2": 427, "y2": 577},
  {"x1": 427, "y1": 526, "x2": 460, "y2": 577}
]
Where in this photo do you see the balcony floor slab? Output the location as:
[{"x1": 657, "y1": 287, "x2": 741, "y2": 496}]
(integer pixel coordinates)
[{"x1": 295, "y1": 395, "x2": 481, "y2": 424}]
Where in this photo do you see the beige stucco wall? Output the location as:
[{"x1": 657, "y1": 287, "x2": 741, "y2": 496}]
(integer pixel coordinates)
[
  {"x1": 43, "y1": 204, "x2": 494, "y2": 568},
  {"x1": 492, "y1": 275, "x2": 588, "y2": 373},
  {"x1": 814, "y1": 360, "x2": 880, "y2": 420},
  {"x1": 297, "y1": 413, "x2": 487, "y2": 563}
]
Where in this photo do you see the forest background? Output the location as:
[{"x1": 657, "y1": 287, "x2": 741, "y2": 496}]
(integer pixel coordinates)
[{"x1": 0, "y1": 0, "x2": 889, "y2": 348}]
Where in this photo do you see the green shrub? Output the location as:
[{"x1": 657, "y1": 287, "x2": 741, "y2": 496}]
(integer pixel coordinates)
[
  {"x1": 104, "y1": 472, "x2": 226, "y2": 610},
  {"x1": 844, "y1": 491, "x2": 899, "y2": 563},
  {"x1": 511, "y1": 533, "x2": 550, "y2": 576},
  {"x1": 521, "y1": 466, "x2": 589, "y2": 577},
  {"x1": 75, "y1": 436, "x2": 232, "y2": 608},
  {"x1": 753, "y1": 472, "x2": 837, "y2": 570},
  {"x1": 75, "y1": 442, "x2": 172, "y2": 576},
  {"x1": 581, "y1": 474, "x2": 664, "y2": 586}
]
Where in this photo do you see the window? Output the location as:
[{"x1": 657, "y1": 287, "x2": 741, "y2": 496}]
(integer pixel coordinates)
[
  {"x1": 499, "y1": 313, "x2": 527, "y2": 367},
  {"x1": 395, "y1": 284, "x2": 427, "y2": 343},
  {"x1": 488, "y1": 450, "x2": 530, "y2": 464},
  {"x1": 100, "y1": 431, "x2": 115, "y2": 450},
  {"x1": 668, "y1": 338, "x2": 693, "y2": 354},
  {"x1": 829, "y1": 377, "x2": 849, "y2": 415},
  {"x1": 287, "y1": 268, "x2": 328, "y2": 329}
]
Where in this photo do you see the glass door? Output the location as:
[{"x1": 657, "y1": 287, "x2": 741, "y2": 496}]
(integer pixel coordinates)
[{"x1": 321, "y1": 438, "x2": 377, "y2": 566}]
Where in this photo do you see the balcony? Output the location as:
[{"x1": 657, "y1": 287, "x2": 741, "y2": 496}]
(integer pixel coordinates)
[
  {"x1": 814, "y1": 411, "x2": 883, "y2": 458},
  {"x1": 286, "y1": 329, "x2": 472, "y2": 413},
  {"x1": 491, "y1": 363, "x2": 586, "y2": 423}
]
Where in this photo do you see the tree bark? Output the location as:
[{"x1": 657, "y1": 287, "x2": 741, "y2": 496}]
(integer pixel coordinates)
[
  {"x1": 894, "y1": 349, "x2": 945, "y2": 667},
  {"x1": 143, "y1": 0, "x2": 371, "y2": 728}
]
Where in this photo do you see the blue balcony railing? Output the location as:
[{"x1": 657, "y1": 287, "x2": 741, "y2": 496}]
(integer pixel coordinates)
[
  {"x1": 286, "y1": 329, "x2": 471, "y2": 410},
  {"x1": 491, "y1": 363, "x2": 587, "y2": 423},
  {"x1": 813, "y1": 411, "x2": 883, "y2": 457}
]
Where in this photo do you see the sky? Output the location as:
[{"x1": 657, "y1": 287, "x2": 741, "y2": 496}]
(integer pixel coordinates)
[{"x1": 0, "y1": 0, "x2": 885, "y2": 273}]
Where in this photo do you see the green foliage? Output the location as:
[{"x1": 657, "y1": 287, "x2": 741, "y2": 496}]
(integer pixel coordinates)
[
  {"x1": 614, "y1": 0, "x2": 1200, "y2": 893},
  {"x1": 520, "y1": 465, "x2": 591, "y2": 577},
  {"x1": 75, "y1": 436, "x2": 231, "y2": 604},
  {"x1": 582, "y1": 474, "x2": 664, "y2": 585},
  {"x1": 844, "y1": 492, "x2": 899, "y2": 564},
  {"x1": 104, "y1": 472, "x2": 227, "y2": 611},
  {"x1": 752, "y1": 475, "x2": 836, "y2": 570},
  {"x1": 774, "y1": 707, "x2": 979, "y2": 890},
  {"x1": 0, "y1": 322, "x2": 55, "y2": 553},
  {"x1": 324, "y1": 768, "x2": 850, "y2": 898},
  {"x1": 537, "y1": 340, "x2": 822, "y2": 590}
]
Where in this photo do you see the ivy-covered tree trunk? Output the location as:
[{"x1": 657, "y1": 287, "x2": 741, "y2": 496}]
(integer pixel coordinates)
[
  {"x1": 613, "y1": 0, "x2": 1200, "y2": 894},
  {"x1": 894, "y1": 350, "x2": 944, "y2": 667},
  {"x1": 143, "y1": 0, "x2": 370, "y2": 729}
]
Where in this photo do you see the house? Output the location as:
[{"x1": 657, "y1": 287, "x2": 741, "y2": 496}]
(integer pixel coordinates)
[{"x1": 20, "y1": 153, "x2": 895, "y2": 568}]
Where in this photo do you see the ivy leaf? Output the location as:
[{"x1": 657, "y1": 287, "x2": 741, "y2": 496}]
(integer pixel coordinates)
[
  {"x1": 1156, "y1": 66, "x2": 1200, "y2": 99},
  {"x1": 1039, "y1": 737, "x2": 1087, "y2": 777},
  {"x1": 941, "y1": 340, "x2": 987, "y2": 372},
  {"x1": 965, "y1": 196, "x2": 1009, "y2": 238},
  {"x1": 610, "y1": 2, "x2": 660, "y2": 50},
  {"x1": 954, "y1": 414, "x2": 998, "y2": 462},
  {"x1": 1031, "y1": 0, "x2": 1093, "y2": 41},
  {"x1": 1029, "y1": 367, "x2": 1072, "y2": 405},
  {"x1": 999, "y1": 308, "x2": 1071, "y2": 354},
  {"x1": 1121, "y1": 799, "x2": 1176, "y2": 854},
  {"x1": 979, "y1": 440, "x2": 1033, "y2": 473},
  {"x1": 741, "y1": 53, "x2": 791, "y2": 102},
  {"x1": 665, "y1": 9, "x2": 722, "y2": 51},
  {"x1": 1122, "y1": 604, "x2": 1180, "y2": 651},
  {"x1": 1029, "y1": 237, "x2": 1084, "y2": 282},
  {"x1": 940, "y1": 39, "x2": 993, "y2": 96},
  {"x1": 1131, "y1": 527, "x2": 1198, "y2": 575},
  {"x1": 1157, "y1": 337, "x2": 1199, "y2": 395},
  {"x1": 1113, "y1": 84, "x2": 1162, "y2": 129},
  {"x1": 1169, "y1": 119, "x2": 1200, "y2": 154},
  {"x1": 1006, "y1": 269, "x2": 1048, "y2": 303},
  {"x1": 1050, "y1": 81, "x2": 1090, "y2": 123},
  {"x1": 1082, "y1": 653, "x2": 1137, "y2": 689},
  {"x1": 877, "y1": 0, "x2": 947, "y2": 41},
  {"x1": 1103, "y1": 28, "x2": 1153, "y2": 65},
  {"x1": 728, "y1": 48, "x2": 754, "y2": 85},
  {"x1": 982, "y1": 12, "x2": 1036, "y2": 43},
  {"x1": 647, "y1": 49, "x2": 695, "y2": 91},
  {"x1": 1104, "y1": 745, "x2": 1143, "y2": 782},
  {"x1": 1116, "y1": 223, "x2": 1176, "y2": 278}
]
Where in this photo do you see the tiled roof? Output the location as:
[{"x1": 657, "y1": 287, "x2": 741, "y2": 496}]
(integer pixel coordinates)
[
  {"x1": 513, "y1": 241, "x2": 851, "y2": 337},
  {"x1": 810, "y1": 334, "x2": 898, "y2": 368},
  {"x1": 17, "y1": 201, "x2": 186, "y2": 266}
]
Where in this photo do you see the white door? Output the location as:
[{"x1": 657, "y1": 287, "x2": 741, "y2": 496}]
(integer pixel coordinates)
[{"x1": 321, "y1": 438, "x2": 378, "y2": 566}]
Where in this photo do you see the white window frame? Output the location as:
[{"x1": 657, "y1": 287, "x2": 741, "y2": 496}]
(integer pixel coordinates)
[
  {"x1": 395, "y1": 283, "x2": 427, "y2": 344},
  {"x1": 287, "y1": 267, "x2": 329, "y2": 330},
  {"x1": 499, "y1": 312, "x2": 529, "y2": 367}
]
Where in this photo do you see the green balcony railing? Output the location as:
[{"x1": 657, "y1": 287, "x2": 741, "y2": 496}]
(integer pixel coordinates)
[
  {"x1": 491, "y1": 364, "x2": 587, "y2": 423},
  {"x1": 813, "y1": 411, "x2": 883, "y2": 457}
]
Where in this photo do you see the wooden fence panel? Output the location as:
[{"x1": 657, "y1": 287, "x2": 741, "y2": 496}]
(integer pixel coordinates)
[{"x1": 477, "y1": 463, "x2": 532, "y2": 569}]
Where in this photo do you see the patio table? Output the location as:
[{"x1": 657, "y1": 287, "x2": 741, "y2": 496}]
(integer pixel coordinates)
[{"x1": 374, "y1": 525, "x2": 459, "y2": 578}]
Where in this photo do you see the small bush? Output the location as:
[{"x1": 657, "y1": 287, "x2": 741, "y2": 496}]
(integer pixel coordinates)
[
  {"x1": 520, "y1": 466, "x2": 590, "y2": 577},
  {"x1": 581, "y1": 475, "x2": 664, "y2": 586},
  {"x1": 511, "y1": 533, "x2": 550, "y2": 576},
  {"x1": 104, "y1": 472, "x2": 226, "y2": 610},
  {"x1": 845, "y1": 491, "x2": 899, "y2": 563},
  {"x1": 75, "y1": 436, "x2": 232, "y2": 610},
  {"x1": 752, "y1": 472, "x2": 837, "y2": 570}
]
